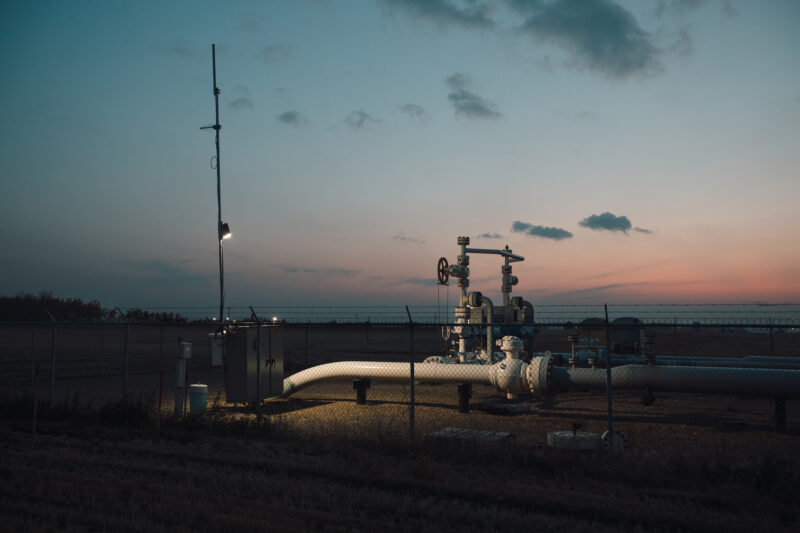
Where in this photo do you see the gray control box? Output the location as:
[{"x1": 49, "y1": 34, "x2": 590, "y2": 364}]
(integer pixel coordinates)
[{"x1": 224, "y1": 325, "x2": 284, "y2": 403}]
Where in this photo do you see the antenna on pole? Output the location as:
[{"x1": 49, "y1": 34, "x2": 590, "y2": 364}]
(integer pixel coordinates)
[{"x1": 200, "y1": 43, "x2": 227, "y2": 323}]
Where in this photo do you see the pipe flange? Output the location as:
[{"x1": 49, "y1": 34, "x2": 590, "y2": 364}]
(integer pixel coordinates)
[
  {"x1": 526, "y1": 353, "x2": 552, "y2": 395},
  {"x1": 602, "y1": 430, "x2": 628, "y2": 454}
]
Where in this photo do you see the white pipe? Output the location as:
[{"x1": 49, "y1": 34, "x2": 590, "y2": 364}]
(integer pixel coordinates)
[
  {"x1": 277, "y1": 351, "x2": 800, "y2": 401},
  {"x1": 281, "y1": 361, "x2": 493, "y2": 397},
  {"x1": 538, "y1": 352, "x2": 800, "y2": 370},
  {"x1": 553, "y1": 364, "x2": 800, "y2": 398}
]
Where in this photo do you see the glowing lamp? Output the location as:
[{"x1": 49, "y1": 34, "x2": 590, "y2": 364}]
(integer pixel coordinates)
[{"x1": 220, "y1": 222, "x2": 232, "y2": 240}]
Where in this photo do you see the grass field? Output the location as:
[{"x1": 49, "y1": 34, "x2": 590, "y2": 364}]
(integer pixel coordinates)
[{"x1": 1, "y1": 395, "x2": 799, "y2": 532}]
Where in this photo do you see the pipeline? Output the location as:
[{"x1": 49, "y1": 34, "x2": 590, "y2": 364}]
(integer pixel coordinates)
[
  {"x1": 281, "y1": 361, "x2": 493, "y2": 397},
  {"x1": 280, "y1": 350, "x2": 800, "y2": 400},
  {"x1": 552, "y1": 364, "x2": 800, "y2": 398},
  {"x1": 541, "y1": 352, "x2": 800, "y2": 370}
]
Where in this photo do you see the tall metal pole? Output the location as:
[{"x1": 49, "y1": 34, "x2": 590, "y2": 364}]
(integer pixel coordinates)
[
  {"x1": 604, "y1": 304, "x2": 613, "y2": 450},
  {"x1": 212, "y1": 44, "x2": 225, "y2": 323}
]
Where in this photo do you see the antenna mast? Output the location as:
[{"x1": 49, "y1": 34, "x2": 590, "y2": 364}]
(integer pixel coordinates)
[{"x1": 201, "y1": 43, "x2": 226, "y2": 322}]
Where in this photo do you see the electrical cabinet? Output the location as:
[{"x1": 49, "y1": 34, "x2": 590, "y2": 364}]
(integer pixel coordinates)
[{"x1": 224, "y1": 325, "x2": 284, "y2": 403}]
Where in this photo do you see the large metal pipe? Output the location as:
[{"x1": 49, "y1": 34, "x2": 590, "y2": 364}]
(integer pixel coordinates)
[
  {"x1": 552, "y1": 364, "x2": 800, "y2": 398},
  {"x1": 281, "y1": 361, "x2": 493, "y2": 397},
  {"x1": 540, "y1": 352, "x2": 800, "y2": 370},
  {"x1": 279, "y1": 354, "x2": 800, "y2": 401}
]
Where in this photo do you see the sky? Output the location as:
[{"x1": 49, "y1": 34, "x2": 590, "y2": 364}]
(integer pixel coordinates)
[{"x1": 1, "y1": 0, "x2": 799, "y2": 312}]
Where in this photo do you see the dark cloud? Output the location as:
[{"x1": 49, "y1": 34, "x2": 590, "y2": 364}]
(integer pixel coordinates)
[
  {"x1": 118, "y1": 259, "x2": 214, "y2": 289},
  {"x1": 259, "y1": 44, "x2": 292, "y2": 63},
  {"x1": 380, "y1": 0, "x2": 495, "y2": 29},
  {"x1": 238, "y1": 15, "x2": 263, "y2": 32},
  {"x1": 582, "y1": 260, "x2": 667, "y2": 280},
  {"x1": 155, "y1": 40, "x2": 197, "y2": 58},
  {"x1": 575, "y1": 110, "x2": 599, "y2": 121},
  {"x1": 228, "y1": 97, "x2": 254, "y2": 110},
  {"x1": 546, "y1": 279, "x2": 703, "y2": 300},
  {"x1": 511, "y1": 221, "x2": 573, "y2": 241},
  {"x1": 233, "y1": 85, "x2": 250, "y2": 95},
  {"x1": 669, "y1": 28, "x2": 693, "y2": 57},
  {"x1": 399, "y1": 103, "x2": 428, "y2": 120},
  {"x1": 477, "y1": 232, "x2": 503, "y2": 239},
  {"x1": 655, "y1": 0, "x2": 707, "y2": 17},
  {"x1": 392, "y1": 232, "x2": 426, "y2": 244},
  {"x1": 278, "y1": 266, "x2": 361, "y2": 277},
  {"x1": 345, "y1": 110, "x2": 379, "y2": 129},
  {"x1": 579, "y1": 212, "x2": 652, "y2": 234},
  {"x1": 512, "y1": 0, "x2": 661, "y2": 79},
  {"x1": 276, "y1": 110, "x2": 308, "y2": 126},
  {"x1": 445, "y1": 73, "x2": 501, "y2": 119},
  {"x1": 579, "y1": 212, "x2": 631, "y2": 232},
  {"x1": 721, "y1": 0, "x2": 737, "y2": 18}
]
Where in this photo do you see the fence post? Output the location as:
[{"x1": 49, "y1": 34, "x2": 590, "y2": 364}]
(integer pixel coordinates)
[
  {"x1": 33, "y1": 365, "x2": 40, "y2": 443},
  {"x1": 405, "y1": 306, "x2": 415, "y2": 442},
  {"x1": 99, "y1": 323, "x2": 105, "y2": 377},
  {"x1": 30, "y1": 324, "x2": 36, "y2": 387},
  {"x1": 769, "y1": 318, "x2": 774, "y2": 357},
  {"x1": 159, "y1": 325, "x2": 165, "y2": 371},
  {"x1": 49, "y1": 324, "x2": 56, "y2": 405},
  {"x1": 304, "y1": 326, "x2": 309, "y2": 368},
  {"x1": 604, "y1": 304, "x2": 613, "y2": 451},
  {"x1": 123, "y1": 323, "x2": 129, "y2": 398}
]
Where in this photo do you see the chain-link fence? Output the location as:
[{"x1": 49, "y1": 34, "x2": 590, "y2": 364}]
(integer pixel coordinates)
[{"x1": 1, "y1": 315, "x2": 799, "y2": 454}]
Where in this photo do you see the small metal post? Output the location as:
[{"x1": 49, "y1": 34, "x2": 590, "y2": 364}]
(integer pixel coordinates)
[
  {"x1": 158, "y1": 370, "x2": 164, "y2": 425},
  {"x1": 174, "y1": 339, "x2": 190, "y2": 417},
  {"x1": 405, "y1": 306, "x2": 415, "y2": 441},
  {"x1": 268, "y1": 327, "x2": 273, "y2": 396},
  {"x1": 604, "y1": 304, "x2": 614, "y2": 451},
  {"x1": 99, "y1": 323, "x2": 106, "y2": 377},
  {"x1": 304, "y1": 326, "x2": 309, "y2": 367},
  {"x1": 159, "y1": 325, "x2": 165, "y2": 371},
  {"x1": 774, "y1": 397, "x2": 786, "y2": 433},
  {"x1": 769, "y1": 319, "x2": 774, "y2": 358},
  {"x1": 32, "y1": 365, "x2": 40, "y2": 443},
  {"x1": 123, "y1": 323, "x2": 130, "y2": 398},
  {"x1": 30, "y1": 324, "x2": 36, "y2": 387},
  {"x1": 353, "y1": 379, "x2": 370, "y2": 404},
  {"x1": 256, "y1": 324, "x2": 262, "y2": 419},
  {"x1": 49, "y1": 324, "x2": 56, "y2": 405},
  {"x1": 457, "y1": 383, "x2": 471, "y2": 413}
]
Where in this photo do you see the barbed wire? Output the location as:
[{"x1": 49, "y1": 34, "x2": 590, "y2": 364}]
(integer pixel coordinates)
[{"x1": 103, "y1": 303, "x2": 799, "y2": 326}]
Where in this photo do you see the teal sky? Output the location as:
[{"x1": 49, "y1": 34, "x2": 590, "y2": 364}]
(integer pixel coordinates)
[{"x1": 2, "y1": 0, "x2": 799, "y2": 312}]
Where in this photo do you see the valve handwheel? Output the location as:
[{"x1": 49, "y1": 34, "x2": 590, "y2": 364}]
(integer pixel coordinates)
[{"x1": 437, "y1": 257, "x2": 449, "y2": 285}]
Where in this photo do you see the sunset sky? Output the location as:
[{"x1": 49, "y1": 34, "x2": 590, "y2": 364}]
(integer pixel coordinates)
[{"x1": 2, "y1": 0, "x2": 799, "y2": 311}]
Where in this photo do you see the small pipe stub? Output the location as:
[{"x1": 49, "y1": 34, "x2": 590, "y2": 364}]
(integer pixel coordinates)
[
  {"x1": 457, "y1": 383, "x2": 472, "y2": 413},
  {"x1": 353, "y1": 379, "x2": 371, "y2": 405}
]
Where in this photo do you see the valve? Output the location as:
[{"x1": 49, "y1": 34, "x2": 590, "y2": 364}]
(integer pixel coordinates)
[{"x1": 437, "y1": 257, "x2": 449, "y2": 284}]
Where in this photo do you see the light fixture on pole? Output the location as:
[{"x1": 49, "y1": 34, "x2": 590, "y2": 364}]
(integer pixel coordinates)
[
  {"x1": 200, "y1": 43, "x2": 230, "y2": 323},
  {"x1": 220, "y1": 222, "x2": 232, "y2": 240}
]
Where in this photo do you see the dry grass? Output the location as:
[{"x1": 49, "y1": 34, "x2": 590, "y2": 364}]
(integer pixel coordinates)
[{"x1": 1, "y1": 394, "x2": 799, "y2": 532}]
